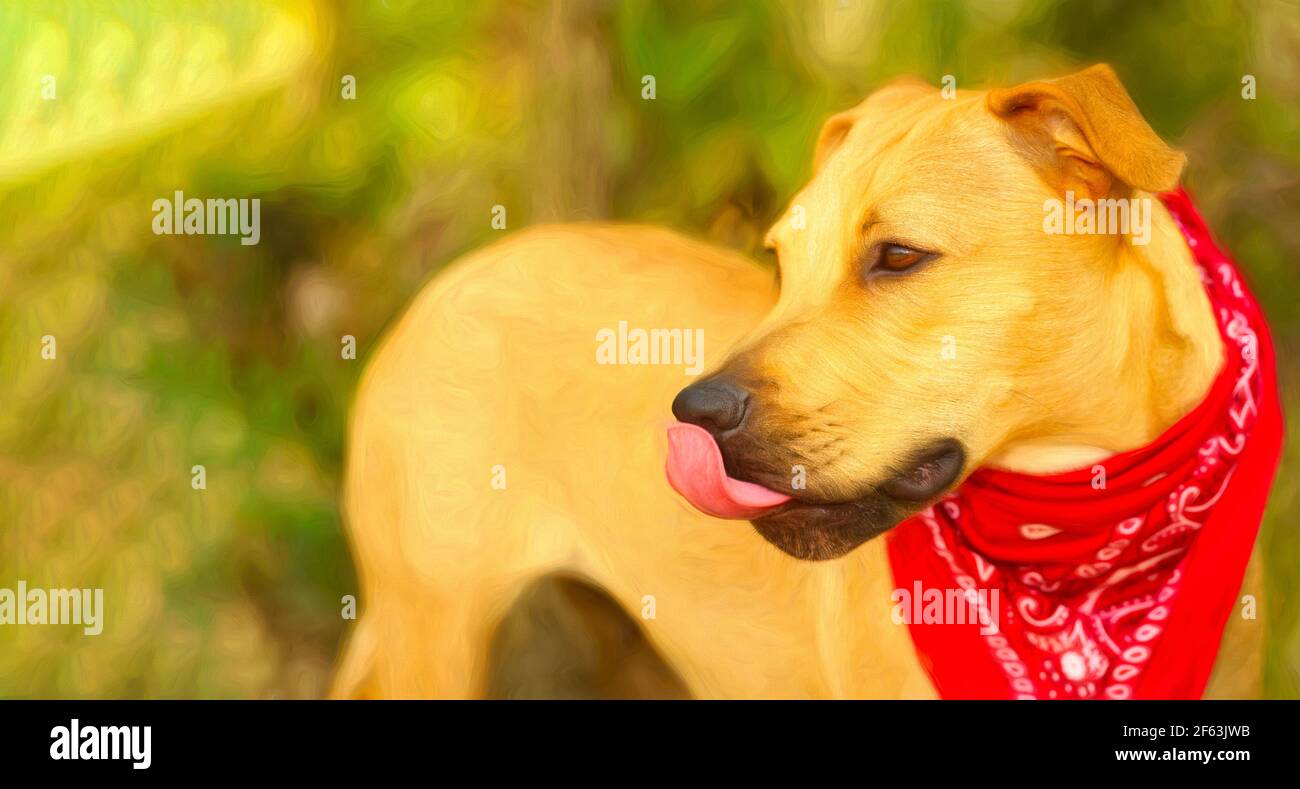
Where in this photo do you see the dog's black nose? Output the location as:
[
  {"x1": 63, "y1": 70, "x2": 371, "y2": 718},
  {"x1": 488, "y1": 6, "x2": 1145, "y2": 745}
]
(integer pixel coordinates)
[{"x1": 672, "y1": 379, "x2": 749, "y2": 434}]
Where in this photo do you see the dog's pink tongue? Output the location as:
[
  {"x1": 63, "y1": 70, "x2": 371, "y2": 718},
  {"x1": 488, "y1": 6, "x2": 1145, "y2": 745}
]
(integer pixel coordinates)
[{"x1": 665, "y1": 422, "x2": 792, "y2": 519}]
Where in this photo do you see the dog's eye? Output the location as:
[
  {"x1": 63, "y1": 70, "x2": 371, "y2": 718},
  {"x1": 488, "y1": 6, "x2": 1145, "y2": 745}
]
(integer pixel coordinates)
[{"x1": 878, "y1": 243, "x2": 930, "y2": 273}]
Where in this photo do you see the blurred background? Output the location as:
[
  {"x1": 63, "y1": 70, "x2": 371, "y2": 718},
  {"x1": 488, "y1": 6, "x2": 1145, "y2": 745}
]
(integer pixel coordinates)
[{"x1": 0, "y1": 0, "x2": 1296, "y2": 698}]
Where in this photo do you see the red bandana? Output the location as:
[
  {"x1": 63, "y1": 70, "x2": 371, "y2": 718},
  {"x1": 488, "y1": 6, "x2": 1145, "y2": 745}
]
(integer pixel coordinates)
[{"x1": 886, "y1": 189, "x2": 1283, "y2": 700}]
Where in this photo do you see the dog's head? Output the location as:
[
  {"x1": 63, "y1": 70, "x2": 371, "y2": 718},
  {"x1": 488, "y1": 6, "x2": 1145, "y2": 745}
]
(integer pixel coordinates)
[{"x1": 667, "y1": 65, "x2": 1188, "y2": 560}]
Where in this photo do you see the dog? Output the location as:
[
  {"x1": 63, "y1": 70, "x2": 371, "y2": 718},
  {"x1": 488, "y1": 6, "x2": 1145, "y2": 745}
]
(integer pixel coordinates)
[{"x1": 333, "y1": 65, "x2": 1276, "y2": 699}]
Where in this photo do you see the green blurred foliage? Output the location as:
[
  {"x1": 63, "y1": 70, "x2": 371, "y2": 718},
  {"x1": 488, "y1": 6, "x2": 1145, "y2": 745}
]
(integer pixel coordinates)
[{"x1": 0, "y1": 0, "x2": 1296, "y2": 697}]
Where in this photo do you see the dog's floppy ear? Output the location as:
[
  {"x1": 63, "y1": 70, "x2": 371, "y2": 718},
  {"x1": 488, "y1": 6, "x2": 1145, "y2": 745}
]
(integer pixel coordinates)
[
  {"x1": 813, "y1": 108, "x2": 861, "y2": 173},
  {"x1": 987, "y1": 64, "x2": 1185, "y2": 197}
]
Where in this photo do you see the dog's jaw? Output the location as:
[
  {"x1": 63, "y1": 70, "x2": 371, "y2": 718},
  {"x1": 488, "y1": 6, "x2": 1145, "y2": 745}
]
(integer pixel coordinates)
[
  {"x1": 748, "y1": 438, "x2": 966, "y2": 561},
  {"x1": 750, "y1": 497, "x2": 905, "y2": 561}
]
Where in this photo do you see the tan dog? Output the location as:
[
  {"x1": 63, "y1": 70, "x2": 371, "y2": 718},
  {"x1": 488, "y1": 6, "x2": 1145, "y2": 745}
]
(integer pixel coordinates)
[{"x1": 333, "y1": 65, "x2": 1260, "y2": 699}]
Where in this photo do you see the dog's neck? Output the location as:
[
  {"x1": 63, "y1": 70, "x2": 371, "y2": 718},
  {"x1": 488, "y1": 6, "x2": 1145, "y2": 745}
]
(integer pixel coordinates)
[{"x1": 990, "y1": 197, "x2": 1225, "y2": 475}]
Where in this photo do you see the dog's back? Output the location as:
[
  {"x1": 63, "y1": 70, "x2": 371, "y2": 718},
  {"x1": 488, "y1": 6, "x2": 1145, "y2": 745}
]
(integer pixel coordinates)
[{"x1": 335, "y1": 224, "x2": 839, "y2": 698}]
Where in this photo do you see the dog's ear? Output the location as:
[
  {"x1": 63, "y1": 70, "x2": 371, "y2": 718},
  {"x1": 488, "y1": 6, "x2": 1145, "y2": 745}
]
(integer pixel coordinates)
[
  {"x1": 813, "y1": 108, "x2": 861, "y2": 173},
  {"x1": 987, "y1": 64, "x2": 1185, "y2": 197},
  {"x1": 814, "y1": 76, "x2": 934, "y2": 173}
]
